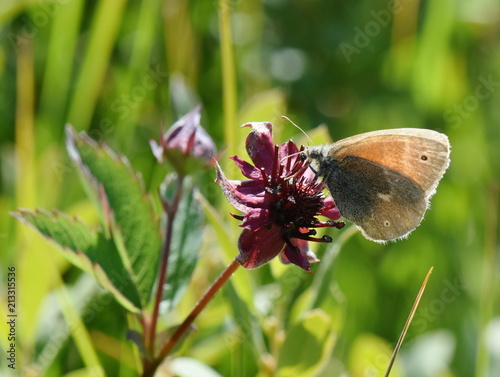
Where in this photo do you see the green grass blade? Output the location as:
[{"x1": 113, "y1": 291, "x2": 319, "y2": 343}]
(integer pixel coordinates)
[
  {"x1": 218, "y1": 0, "x2": 238, "y2": 157},
  {"x1": 67, "y1": 0, "x2": 127, "y2": 130},
  {"x1": 38, "y1": 0, "x2": 84, "y2": 143}
]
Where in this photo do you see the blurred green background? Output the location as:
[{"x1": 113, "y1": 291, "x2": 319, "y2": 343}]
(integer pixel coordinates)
[{"x1": 1, "y1": 0, "x2": 499, "y2": 376}]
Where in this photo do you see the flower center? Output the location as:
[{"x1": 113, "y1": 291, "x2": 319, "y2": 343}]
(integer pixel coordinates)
[{"x1": 272, "y1": 178, "x2": 324, "y2": 229}]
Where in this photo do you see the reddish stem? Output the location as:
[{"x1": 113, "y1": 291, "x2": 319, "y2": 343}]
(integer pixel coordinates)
[
  {"x1": 146, "y1": 175, "x2": 185, "y2": 355},
  {"x1": 142, "y1": 259, "x2": 240, "y2": 376}
]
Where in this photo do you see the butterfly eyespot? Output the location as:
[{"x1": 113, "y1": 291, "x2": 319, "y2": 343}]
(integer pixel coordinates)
[
  {"x1": 421, "y1": 155, "x2": 428, "y2": 161},
  {"x1": 383, "y1": 220, "x2": 391, "y2": 227}
]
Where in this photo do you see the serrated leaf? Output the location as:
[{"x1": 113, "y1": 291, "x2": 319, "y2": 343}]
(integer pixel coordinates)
[
  {"x1": 65, "y1": 125, "x2": 161, "y2": 307},
  {"x1": 12, "y1": 209, "x2": 141, "y2": 313},
  {"x1": 161, "y1": 180, "x2": 203, "y2": 312},
  {"x1": 277, "y1": 309, "x2": 337, "y2": 377}
]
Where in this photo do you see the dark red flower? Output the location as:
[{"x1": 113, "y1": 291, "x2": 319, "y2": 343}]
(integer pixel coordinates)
[
  {"x1": 215, "y1": 122, "x2": 344, "y2": 272},
  {"x1": 151, "y1": 105, "x2": 216, "y2": 175}
]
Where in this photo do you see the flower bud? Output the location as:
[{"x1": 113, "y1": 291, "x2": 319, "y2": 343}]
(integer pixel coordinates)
[{"x1": 151, "y1": 105, "x2": 216, "y2": 175}]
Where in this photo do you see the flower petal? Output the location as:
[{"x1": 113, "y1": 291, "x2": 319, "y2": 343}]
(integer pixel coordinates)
[
  {"x1": 278, "y1": 140, "x2": 299, "y2": 163},
  {"x1": 215, "y1": 160, "x2": 267, "y2": 212},
  {"x1": 157, "y1": 106, "x2": 216, "y2": 174},
  {"x1": 162, "y1": 106, "x2": 215, "y2": 161},
  {"x1": 301, "y1": 165, "x2": 317, "y2": 181},
  {"x1": 229, "y1": 155, "x2": 262, "y2": 180},
  {"x1": 319, "y1": 197, "x2": 341, "y2": 220},
  {"x1": 237, "y1": 226, "x2": 285, "y2": 269},
  {"x1": 303, "y1": 248, "x2": 320, "y2": 263},
  {"x1": 281, "y1": 239, "x2": 318, "y2": 272},
  {"x1": 241, "y1": 208, "x2": 272, "y2": 231},
  {"x1": 150, "y1": 140, "x2": 164, "y2": 163},
  {"x1": 242, "y1": 122, "x2": 275, "y2": 173}
]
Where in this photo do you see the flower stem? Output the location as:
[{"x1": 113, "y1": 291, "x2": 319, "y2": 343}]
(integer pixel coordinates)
[
  {"x1": 142, "y1": 259, "x2": 240, "y2": 377},
  {"x1": 146, "y1": 175, "x2": 185, "y2": 355}
]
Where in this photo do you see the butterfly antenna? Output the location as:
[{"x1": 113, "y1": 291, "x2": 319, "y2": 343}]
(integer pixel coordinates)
[
  {"x1": 282, "y1": 116, "x2": 313, "y2": 145},
  {"x1": 280, "y1": 150, "x2": 302, "y2": 164}
]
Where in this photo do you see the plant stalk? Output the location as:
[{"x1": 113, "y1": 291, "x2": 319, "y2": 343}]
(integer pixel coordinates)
[
  {"x1": 142, "y1": 258, "x2": 240, "y2": 376},
  {"x1": 146, "y1": 175, "x2": 185, "y2": 355}
]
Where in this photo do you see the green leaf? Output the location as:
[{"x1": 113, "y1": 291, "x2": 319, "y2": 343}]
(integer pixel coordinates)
[
  {"x1": 161, "y1": 179, "x2": 203, "y2": 312},
  {"x1": 65, "y1": 125, "x2": 161, "y2": 307},
  {"x1": 12, "y1": 209, "x2": 141, "y2": 313},
  {"x1": 170, "y1": 357, "x2": 224, "y2": 377},
  {"x1": 347, "y1": 333, "x2": 402, "y2": 377},
  {"x1": 276, "y1": 309, "x2": 337, "y2": 377}
]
